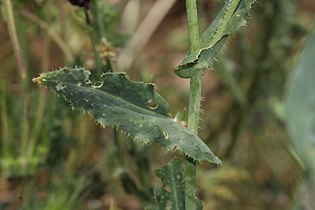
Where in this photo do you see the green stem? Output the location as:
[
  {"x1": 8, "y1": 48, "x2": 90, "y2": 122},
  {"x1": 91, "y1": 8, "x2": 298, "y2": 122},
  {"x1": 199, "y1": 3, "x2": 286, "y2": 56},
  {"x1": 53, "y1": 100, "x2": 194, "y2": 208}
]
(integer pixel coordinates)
[
  {"x1": 21, "y1": 96, "x2": 30, "y2": 160},
  {"x1": 185, "y1": 0, "x2": 201, "y2": 209},
  {"x1": 113, "y1": 129, "x2": 124, "y2": 166},
  {"x1": 188, "y1": 72, "x2": 202, "y2": 133},
  {"x1": 0, "y1": 84, "x2": 10, "y2": 160},
  {"x1": 92, "y1": 0, "x2": 106, "y2": 41},
  {"x1": 185, "y1": 0, "x2": 201, "y2": 52},
  {"x1": 88, "y1": 29, "x2": 102, "y2": 72},
  {"x1": 27, "y1": 90, "x2": 45, "y2": 159}
]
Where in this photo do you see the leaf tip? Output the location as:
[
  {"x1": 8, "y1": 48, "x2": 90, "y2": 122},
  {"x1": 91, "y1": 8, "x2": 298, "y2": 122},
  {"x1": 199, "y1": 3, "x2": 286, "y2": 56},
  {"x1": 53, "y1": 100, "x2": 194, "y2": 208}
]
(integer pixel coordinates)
[
  {"x1": 32, "y1": 74, "x2": 45, "y2": 86},
  {"x1": 213, "y1": 156, "x2": 223, "y2": 166}
]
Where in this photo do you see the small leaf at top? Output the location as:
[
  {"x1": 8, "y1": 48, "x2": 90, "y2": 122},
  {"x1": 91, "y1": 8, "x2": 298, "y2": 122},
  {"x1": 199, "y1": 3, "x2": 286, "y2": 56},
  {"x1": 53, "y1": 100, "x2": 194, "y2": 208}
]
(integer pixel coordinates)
[
  {"x1": 33, "y1": 67, "x2": 221, "y2": 164},
  {"x1": 175, "y1": 0, "x2": 256, "y2": 78}
]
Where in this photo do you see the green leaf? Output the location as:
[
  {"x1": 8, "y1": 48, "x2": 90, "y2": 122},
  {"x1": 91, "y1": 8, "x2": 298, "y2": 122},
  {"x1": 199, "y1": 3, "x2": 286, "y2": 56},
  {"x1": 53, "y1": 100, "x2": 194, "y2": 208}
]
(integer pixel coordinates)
[
  {"x1": 146, "y1": 158, "x2": 202, "y2": 210},
  {"x1": 33, "y1": 67, "x2": 221, "y2": 164},
  {"x1": 175, "y1": 0, "x2": 256, "y2": 78},
  {"x1": 285, "y1": 28, "x2": 315, "y2": 187}
]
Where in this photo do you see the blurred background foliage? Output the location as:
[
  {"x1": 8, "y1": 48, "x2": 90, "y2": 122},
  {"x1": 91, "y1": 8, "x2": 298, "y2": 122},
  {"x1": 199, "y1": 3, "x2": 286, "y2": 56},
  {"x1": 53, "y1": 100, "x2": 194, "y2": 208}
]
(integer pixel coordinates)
[{"x1": 0, "y1": 0, "x2": 314, "y2": 209}]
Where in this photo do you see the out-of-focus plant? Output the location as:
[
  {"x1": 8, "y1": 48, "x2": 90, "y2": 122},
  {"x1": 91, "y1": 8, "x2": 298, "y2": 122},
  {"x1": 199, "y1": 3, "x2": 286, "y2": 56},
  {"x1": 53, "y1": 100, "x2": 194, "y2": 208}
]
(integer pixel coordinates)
[
  {"x1": 285, "y1": 26, "x2": 315, "y2": 210},
  {"x1": 197, "y1": 165, "x2": 250, "y2": 209},
  {"x1": 20, "y1": 172, "x2": 90, "y2": 210},
  {"x1": 0, "y1": 3, "x2": 79, "y2": 210},
  {"x1": 0, "y1": 87, "x2": 61, "y2": 178},
  {"x1": 208, "y1": 0, "x2": 306, "y2": 159},
  {"x1": 1, "y1": 0, "x2": 50, "y2": 178}
]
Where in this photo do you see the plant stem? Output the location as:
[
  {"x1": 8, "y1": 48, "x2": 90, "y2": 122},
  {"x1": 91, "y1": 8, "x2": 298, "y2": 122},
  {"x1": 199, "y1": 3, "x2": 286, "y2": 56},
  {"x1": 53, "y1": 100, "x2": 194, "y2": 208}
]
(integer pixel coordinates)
[
  {"x1": 84, "y1": 9, "x2": 102, "y2": 73},
  {"x1": 28, "y1": 36, "x2": 50, "y2": 162},
  {"x1": 0, "y1": 84, "x2": 10, "y2": 160},
  {"x1": 4, "y1": 0, "x2": 27, "y2": 80},
  {"x1": 185, "y1": 0, "x2": 201, "y2": 209},
  {"x1": 188, "y1": 72, "x2": 202, "y2": 133},
  {"x1": 92, "y1": 0, "x2": 105, "y2": 41},
  {"x1": 88, "y1": 29, "x2": 102, "y2": 72},
  {"x1": 185, "y1": 0, "x2": 201, "y2": 53}
]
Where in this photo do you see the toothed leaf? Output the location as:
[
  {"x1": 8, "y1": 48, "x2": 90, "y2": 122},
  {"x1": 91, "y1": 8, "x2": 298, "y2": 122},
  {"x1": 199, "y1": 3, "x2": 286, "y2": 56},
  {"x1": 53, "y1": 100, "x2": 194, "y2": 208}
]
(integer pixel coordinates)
[
  {"x1": 175, "y1": 0, "x2": 256, "y2": 78},
  {"x1": 33, "y1": 67, "x2": 221, "y2": 164},
  {"x1": 146, "y1": 158, "x2": 202, "y2": 210}
]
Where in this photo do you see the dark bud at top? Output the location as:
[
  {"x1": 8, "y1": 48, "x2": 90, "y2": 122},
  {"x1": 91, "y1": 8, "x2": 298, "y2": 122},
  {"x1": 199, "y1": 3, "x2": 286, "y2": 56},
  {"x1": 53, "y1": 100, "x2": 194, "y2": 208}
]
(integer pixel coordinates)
[{"x1": 68, "y1": 0, "x2": 91, "y2": 9}]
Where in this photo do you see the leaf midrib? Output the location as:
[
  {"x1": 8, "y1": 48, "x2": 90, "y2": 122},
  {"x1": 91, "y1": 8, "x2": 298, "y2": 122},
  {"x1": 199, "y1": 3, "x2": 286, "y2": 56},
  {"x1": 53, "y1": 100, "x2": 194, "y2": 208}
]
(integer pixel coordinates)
[{"x1": 60, "y1": 81, "x2": 169, "y2": 119}]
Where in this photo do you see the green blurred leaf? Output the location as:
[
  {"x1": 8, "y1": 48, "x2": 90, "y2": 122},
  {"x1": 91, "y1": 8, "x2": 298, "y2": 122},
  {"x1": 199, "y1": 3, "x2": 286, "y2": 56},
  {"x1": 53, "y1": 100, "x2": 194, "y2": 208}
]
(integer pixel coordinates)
[
  {"x1": 175, "y1": 0, "x2": 256, "y2": 78},
  {"x1": 33, "y1": 67, "x2": 221, "y2": 164},
  {"x1": 285, "y1": 27, "x2": 315, "y2": 187}
]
